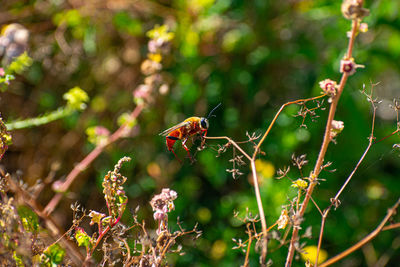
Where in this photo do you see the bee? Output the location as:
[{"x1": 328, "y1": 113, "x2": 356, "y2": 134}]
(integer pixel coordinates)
[{"x1": 160, "y1": 103, "x2": 221, "y2": 162}]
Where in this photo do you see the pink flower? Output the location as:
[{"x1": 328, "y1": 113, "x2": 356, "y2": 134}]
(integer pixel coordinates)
[
  {"x1": 319, "y1": 79, "x2": 337, "y2": 96},
  {"x1": 0, "y1": 68, "x2": 4, "y2": 77},
  {"x1": 340, "y1": 58, "x2": 364, "y2": 76},
  {"x1": 150, "y1": 188, "x2": 178, "y2": 235}
]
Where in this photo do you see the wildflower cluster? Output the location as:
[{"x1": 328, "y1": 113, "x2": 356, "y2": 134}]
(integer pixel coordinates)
[
  {"x1": 134, "y1": 25, "x2": 174, "y2": 105},
  {"x1": 63, "y1": 86, "x2": 89, "y2": 111},
  {"x1": 150, "y1": 188, "x2": 178, "y2": 234},
  {"x1": 102, "y1": 156, "x2": 130, "y2": 219}
]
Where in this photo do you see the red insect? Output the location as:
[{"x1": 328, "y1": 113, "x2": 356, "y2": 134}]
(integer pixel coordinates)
[{"x1": 160, "y1": 104, "x2": 221, "y2": 162}]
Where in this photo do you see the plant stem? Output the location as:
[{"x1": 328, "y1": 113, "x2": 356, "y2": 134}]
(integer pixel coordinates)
[
  {"x1": 205, "y1": 95, "x2": 325, "y2": 264},
  {"x1": 6, "y1": 107, "x2": 74, "y2": 130},
  {"x1": 44, "y1": 104, "x2": 143, "y2": 215},
  {"x1": 319, "y1": 197, "x2": 400, "y2": 267},
  {"x1": 285, "y1": 18, "x2": 359, "y2": 267}
]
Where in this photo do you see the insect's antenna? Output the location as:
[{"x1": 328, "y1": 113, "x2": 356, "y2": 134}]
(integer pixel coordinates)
[{"x1": 207, "y1": 103, "x2": 222, "y2": 119}]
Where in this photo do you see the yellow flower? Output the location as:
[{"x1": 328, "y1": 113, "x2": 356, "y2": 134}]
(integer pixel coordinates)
[
  {"x1": 255, "y1": 159, "x2": 275, "y2": 179},
  {"x1": 300, "y1": 245, "x2": 327, "y2": 265},
  {"x1": 292, "y1": 179, "x2": 308, "y2": 189},
  {"x1": 148, "y1": 53, "x2": 162, "y2": 63},
  {"x1": 210, "y1": 240, "x2": 227, "y2": 260},
  {"x1": 146, "y1": 24, "x2": 174, "y2": 42}
]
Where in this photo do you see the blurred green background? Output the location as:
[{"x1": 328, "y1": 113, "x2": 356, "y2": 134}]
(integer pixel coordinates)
[{"x1": 1, "y1": 0, "x2": 400, "y2": 266}]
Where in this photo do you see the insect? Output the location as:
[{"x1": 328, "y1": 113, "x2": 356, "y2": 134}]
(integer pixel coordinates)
[{"x1": 160, "y1": 103, "x2": 221, "y2": 162}]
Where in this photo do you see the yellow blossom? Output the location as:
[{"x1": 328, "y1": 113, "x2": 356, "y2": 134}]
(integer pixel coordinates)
[
  {"x1": 300, "y1": 245, "x2": 328, "y2": 265},
  {"x1": 146, "y1": 24, "x2": 174, "y2": 42},
  {"x1": 292, "y1": 179, "x2": 308, "y2": 189},
  {"x1": 255, "y1": 159, "x2": 275, "y2": 179},
  {"x1": 210, "y1": 240, "x2": 227, "y2": 260},
  {"x1": 148, "y1": 53, "x2": 162, "y2": 63}
]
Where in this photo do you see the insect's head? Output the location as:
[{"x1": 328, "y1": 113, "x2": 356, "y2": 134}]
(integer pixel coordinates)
[
  {"x1": 200, "y1": 117, "x2": 209, "y2": 130},
  {"x1": 200, "y1": 103, "x2": 221, "y2": 130}
]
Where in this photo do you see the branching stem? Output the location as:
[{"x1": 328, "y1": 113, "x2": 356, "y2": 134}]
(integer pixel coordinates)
[
  {"x1": 44, "y1": 104, "x2": 143, "y2": 215},
  {"x1": 285, "y1": 18, "x2": 359, "y2": 267},
  {"x1": 319, "y1": 197, "x2": 400, "y2": 267}
]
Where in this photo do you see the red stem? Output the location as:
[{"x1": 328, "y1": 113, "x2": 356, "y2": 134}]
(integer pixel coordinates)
[{"x1": 44, "y1": 105, "x2": 143, "y2": 215}]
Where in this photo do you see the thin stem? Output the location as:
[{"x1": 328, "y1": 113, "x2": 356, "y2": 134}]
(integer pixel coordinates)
[
  {"x1": 6, "y1": 107, "x2": 74, "y2": 130},
  {"x1": 373, "y1": 129, "x2": 400, "y2": 145},
  {"x1": 204, "y1": 95, "x2": 325, "y2": 263},
  {"x1": 382, "y1": 222, "x2": 400, "y2": 231},
  {"x1": 243, "y1": 223, "x2": 253, "y2": 267},
  {"x1": 44, "y1": 105, "x2": 143, "y2": 215},
  {"x1": 315, "y1": 90, "x2": 378, "y2": 266},
  {"x1": 250, "y1": 160, "x2": 268, "y2": 264},
  {"x1": 285, "y1": 18, "x2": 359, "y2": 267},
  {"x1": 204, "y1": 136, "x2": 252, "y2": 161},
  {"x1": 252, "y1": 95, "x2": 325, "y2": 161},
  {"x1": 319, "y1": 197, "x2": 400, "y2": 267}
]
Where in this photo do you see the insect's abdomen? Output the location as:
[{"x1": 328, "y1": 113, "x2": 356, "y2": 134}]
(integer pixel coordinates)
[{"x1": 166, "y1": 130, "x2": 181, "y2": 151}]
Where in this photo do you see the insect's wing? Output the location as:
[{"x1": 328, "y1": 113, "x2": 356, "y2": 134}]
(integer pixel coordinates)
[{"x1": 159, "y1": 121, "x2": 191, "y2": 136}]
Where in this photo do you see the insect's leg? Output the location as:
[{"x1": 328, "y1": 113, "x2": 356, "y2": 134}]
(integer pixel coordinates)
[
  {"x1": 166, "y1": 135, "x2": 182, "y2": 163},
  {"x1": 181, "y1": 138, "x2": 193, "y2": 162},
  {"x1": 200, "y1": 130, "x2": 207, "y2": 149},
  {"x1": 170, "y1": 148, "x2": 182, "y2": 164}
]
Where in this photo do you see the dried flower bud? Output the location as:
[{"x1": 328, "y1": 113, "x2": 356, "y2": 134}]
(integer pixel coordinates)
[
  {"x1": 159, "y1": 84, "x2": 169, "y2": 95},
  {"x1": 330, "y1": 120, "x2": 344, "y2": 139},
  {"x1": 140, "y1": 59, "x2": 161, "y2": 75},
  {"x1": 319, "y1": 79, "x2": 337, "y2": 97},
  {"x1": 277, "y1": 209, "x2": 289, "y2": 230},
  {"x1": 341, "y1": 0, "x2": 369, "y2": 20},
  {"x1": 340, "y1": 58, "x2": 364, "y2": 76}
]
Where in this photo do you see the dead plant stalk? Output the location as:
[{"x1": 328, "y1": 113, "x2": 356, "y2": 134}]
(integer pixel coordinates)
[{"x1": 285, "y1": 18, "x2": 359, "y2": 267}]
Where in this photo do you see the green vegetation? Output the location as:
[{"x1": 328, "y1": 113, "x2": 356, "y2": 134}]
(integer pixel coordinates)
[{"x1": 1, "y1": 0, "x2": 400, "y2": 266}]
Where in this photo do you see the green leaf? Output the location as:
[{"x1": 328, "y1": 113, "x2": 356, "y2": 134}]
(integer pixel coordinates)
[
  {"x1": 75, "y1": 228, "x2": 92, "y2": 249},
  {"x1": 13, "y1": 251, "x2": 24, "y2": 267},
  {"x1": 7, "y1": 52, "x2": 33, "y2": 74},
  {"x1": 113, "y1": 12, "x2": 142, "y2": 36},
  {"x1": 41, "y1": 243, "x2": 65, "y2": 265},
  {"x1": 17, "y1": 205, "x2": 39, "y2": 234}
]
